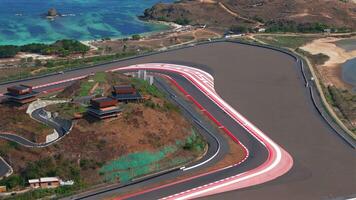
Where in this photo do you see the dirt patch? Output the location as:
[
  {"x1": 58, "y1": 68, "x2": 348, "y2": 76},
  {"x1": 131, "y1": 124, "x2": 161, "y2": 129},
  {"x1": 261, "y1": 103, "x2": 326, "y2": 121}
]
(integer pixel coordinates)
[
  {"x1": 0, "y1": 102, "x2": 199, "y2": 186},
  {"x1": 107, "y1": 76, "x2": 248, "y2": 199},
  {"x1": 91, "y1": 28, "x2": 221, "y2": 54},
  {"x1": 0, "y1": 73, "x2": 207, "y2": 198},
  {"x1": 141, "y1": 0, "x2": 356, "y2": 30},
  {"x1": 104, "y1": 118, "x2": 246, "y2": 200},
  {"x1": 0, "y1": 104, "x2": 52, "y2": 143},
  {"x1": 58, "y1": 72, "x2": 130, "y2": 99}
]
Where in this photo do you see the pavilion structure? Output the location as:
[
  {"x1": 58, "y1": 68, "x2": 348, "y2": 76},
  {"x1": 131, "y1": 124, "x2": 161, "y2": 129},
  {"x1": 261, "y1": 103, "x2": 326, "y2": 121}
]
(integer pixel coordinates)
[
  {"x1": 111, "y1": 85, "x2": 143, "y2": 102},
  {"x1": 5, "y1": 85, "x2": 38, "y2": 104},
  {"x1": 87, "y1": 97, "x2": 121, "y2": 119}
]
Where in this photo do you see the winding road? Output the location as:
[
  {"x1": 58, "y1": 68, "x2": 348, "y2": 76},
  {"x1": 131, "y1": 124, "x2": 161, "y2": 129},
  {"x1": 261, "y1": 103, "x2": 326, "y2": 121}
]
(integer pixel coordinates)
[
  {"x1": 0, "y1": 108, "x2": 72, "y2": 148},
  {"x1": 0, "y1": 105, "x2": 73, "y2": 178}
]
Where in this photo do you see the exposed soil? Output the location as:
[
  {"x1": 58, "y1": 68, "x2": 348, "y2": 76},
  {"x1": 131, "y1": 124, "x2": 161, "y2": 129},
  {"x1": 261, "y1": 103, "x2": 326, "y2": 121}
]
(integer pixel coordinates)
[
  {"x1": 57, "y1": 72, "x2": 130, "y2": 99},
  {"x1": 0, "y1": 104, "x2": 52, "y2": 143},
  {"x1": 91, "y1": 28, "x2": 221, "y2": 53},
  {"x1": 102, "y1": 77, "x2": 248, "y2": 199},
  {"x1": 141, "y1": 0, "x2": 356, "y2": 30},
  {"x1": 0, "y1": 102, "x2": 197, "y2": 186},
  {"x1": 0, "y1": 73, "x2": 206, "y2": 194},
  {"x1": 300, "y1": 37, "x2": 356, "y2": 89},
  {"x1": 141, "y1": 1, "x2": 254, "y2": 29},
  {"x1": 105, "y1": 134, "x2": 246, "y2": 200}
]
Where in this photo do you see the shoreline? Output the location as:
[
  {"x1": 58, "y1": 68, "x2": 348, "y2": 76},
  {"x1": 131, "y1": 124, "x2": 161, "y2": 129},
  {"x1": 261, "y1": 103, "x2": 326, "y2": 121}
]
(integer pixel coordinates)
[
  {"x1": 300, "y1": 37, "x2": 356, "y2": 90},
  {"x1": 79, "y1": 20, "x2": 180, "y2": 49},
  {"x1": 0, "y1": 18, "x2": 179, "y2": 46}
]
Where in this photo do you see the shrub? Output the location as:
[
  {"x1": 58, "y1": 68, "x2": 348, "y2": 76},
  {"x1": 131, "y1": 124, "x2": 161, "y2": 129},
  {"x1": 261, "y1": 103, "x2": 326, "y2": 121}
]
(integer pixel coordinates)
[
  {"x1": 183, "y1": 130, "x2": 206, "y2": 152},
  {"x1": 131, "y1": 78, "x2": 165, "y2": 98},
  {"x1": 0, "y1": 175, "x2": 25, "y2": 189},
  {"x1": 174, "y1": 18, "x2": 190, "y2": 25},
  {"x1": 162, "y1": 101, "x2": 179, "y2": 112},
  {"x1": 0, "y1": 45, "x2": 19, "y2": 58},
  {"x1": 230, "y1": 25, "x2": 248, "y2": 33},
  {"x1": 0, "y1": 39, "x2": 89, "y2": 58},
  {"x1": 265, "y1": 20, "x2": 330, "y2": 33},
  {"x1": 131, "y1": 34, "x2": 141, "y2": 40},
  {"x1": 144, "y1": 100, "x2": 156, "y2": 109}
]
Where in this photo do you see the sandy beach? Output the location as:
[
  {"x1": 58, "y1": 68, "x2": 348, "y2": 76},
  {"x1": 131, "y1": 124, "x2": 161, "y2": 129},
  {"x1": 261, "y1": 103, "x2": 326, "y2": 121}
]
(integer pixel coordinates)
[
  {"x1": 301, "y1": 37, "x2": 356, "y2": 89},
  {"x1": 79, "y1": 20, "x2": 182, "y2": 50}
]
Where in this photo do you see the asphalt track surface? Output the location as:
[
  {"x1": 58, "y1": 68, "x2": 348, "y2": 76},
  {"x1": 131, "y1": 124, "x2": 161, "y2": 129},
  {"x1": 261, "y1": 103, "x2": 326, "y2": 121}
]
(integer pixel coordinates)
[
  {"x1": 0, "y1": 42, "x2": 355, "y2": 199},
  {"x1": 62, "y1": 75, "x2": 238, "y2": 200}
]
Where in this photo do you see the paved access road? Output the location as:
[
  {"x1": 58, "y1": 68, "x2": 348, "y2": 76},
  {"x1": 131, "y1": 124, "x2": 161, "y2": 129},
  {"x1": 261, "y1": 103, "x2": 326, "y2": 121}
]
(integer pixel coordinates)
[
  {"x1": 0, "y1": 108, "x2": 72, "y2": 148},
  {"x1": 0, "y1": 100, "x2": 72, "y2": 177},
  {"x1": 0, "y1": 42, "x2": 355, "y2": 200}
]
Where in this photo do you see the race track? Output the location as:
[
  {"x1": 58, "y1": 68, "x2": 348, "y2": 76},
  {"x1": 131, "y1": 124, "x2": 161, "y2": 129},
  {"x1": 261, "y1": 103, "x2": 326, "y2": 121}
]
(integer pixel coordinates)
[{"x1": 0, "y1": 42, "x2": 354, "y2": 200}]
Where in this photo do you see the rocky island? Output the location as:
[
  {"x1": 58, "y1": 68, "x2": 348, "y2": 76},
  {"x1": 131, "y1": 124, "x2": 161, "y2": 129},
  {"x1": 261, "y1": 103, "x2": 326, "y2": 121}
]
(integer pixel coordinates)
[{"x1": 46, "y1": 8, "x2": 59, "y2": 19}]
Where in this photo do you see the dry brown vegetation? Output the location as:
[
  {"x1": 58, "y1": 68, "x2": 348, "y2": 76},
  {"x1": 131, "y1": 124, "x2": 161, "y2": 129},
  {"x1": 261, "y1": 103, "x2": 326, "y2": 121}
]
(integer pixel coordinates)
[
  {"x1": 0, "y1": 101, "x2": 197, "y2": 189},
  {"x1": 57, "y1": 72, "x2": 129, "y2": 99},
  {"x1": 92, "y1": 28, "x2": 221, "y2": 53},
  {"x1": 141, "y1": 0, "x2": 356, "y2": 30},
  {"x1": 110, "y1": 79, "x2": 248, "y2": 199},
  {"x1": 0, "y1": 104, "x2": 51, "y2": 143},
  {"x1": 0, "y1": 72, "x2": 206, "y2": 197}
]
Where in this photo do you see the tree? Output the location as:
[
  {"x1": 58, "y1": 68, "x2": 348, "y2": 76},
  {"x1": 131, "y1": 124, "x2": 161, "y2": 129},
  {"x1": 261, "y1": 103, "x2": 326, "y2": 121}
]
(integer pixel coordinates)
[
  {"x1": 230, "y1": 25, "x2": 248, "y2": 33},
  {"x1": 0, "y1": 45, "x2": 19, "y2": 58},
  {"x1": 265, "y1": 20, "x2": 330, "y2": 33},
  {"x1": 27, "y1": 57, "x2": 34, "y2": 63},
  {"x1": 131, "y1": 34, "x2": 141, "y2": 40},
  {"x1": 174, "y1": 18, "x2": 190, "y2": 25},
  {"x1": 45, "y1": 60, "x2": 55, "y2": 68},
  {"x1": 35, "y1": 59, "x2": 42, "y2": 67},
  {"x1": 0, "y1": 175, "x2": 25, "y2": 189}
]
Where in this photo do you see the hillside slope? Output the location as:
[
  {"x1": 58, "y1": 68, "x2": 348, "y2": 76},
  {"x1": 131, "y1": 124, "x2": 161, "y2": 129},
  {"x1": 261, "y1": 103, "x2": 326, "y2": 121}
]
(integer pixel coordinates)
[{"x1": 141, "y1": 0, "x2": 356, "y2": 30}]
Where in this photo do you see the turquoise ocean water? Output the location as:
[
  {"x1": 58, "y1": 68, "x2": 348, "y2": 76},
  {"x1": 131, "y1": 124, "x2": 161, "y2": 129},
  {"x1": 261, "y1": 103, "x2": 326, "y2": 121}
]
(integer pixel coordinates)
[{"x1": 0, "y1": 0, "x2": 173, "y2": 45}]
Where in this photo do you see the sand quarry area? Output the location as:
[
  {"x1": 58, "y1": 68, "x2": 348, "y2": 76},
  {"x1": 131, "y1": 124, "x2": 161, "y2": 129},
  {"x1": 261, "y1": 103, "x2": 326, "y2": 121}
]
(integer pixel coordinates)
[{"x1": 301, "y1": 37, "x2": 356, "y2": 89}]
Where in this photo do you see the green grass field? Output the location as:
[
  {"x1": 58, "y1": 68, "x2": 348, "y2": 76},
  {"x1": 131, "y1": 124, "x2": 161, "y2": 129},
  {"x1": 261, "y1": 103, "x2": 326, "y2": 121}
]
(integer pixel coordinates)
[
  {"x1": 78, "y1": 72, "x2": 107, "y2": 97},
  {"x1": 255, "y1": 35, "x2": 318, "y2": 49}
]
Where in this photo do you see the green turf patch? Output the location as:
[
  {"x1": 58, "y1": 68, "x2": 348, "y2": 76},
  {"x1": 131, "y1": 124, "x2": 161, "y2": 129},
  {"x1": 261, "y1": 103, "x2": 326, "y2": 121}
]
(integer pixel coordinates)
[
  {"x1": 99, "y1": 129, "x2": 206, "y2": 183},
  {"x1": 131, "y1": 78, "x2": 165, "y2": 98},
  {"x1": 50, "y1": 103, "x2": 86, "y2": 119},
  {"x1": 99, "y1": 146, "x2": 177, "y2": 183},
  {"x1": 78, "y1": 72, "x2": 107, "y2": 97},
  {"x1": 93, "y1": 72, "x2": 107, "y2": 83}
]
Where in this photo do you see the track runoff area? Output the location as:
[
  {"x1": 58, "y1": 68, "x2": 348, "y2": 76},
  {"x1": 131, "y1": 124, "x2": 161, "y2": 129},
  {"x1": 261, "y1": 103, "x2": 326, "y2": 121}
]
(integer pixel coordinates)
[{"x1": 0, "y1": 63, "x2": 293, "y2": 199}]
